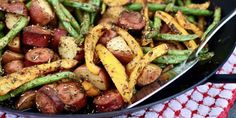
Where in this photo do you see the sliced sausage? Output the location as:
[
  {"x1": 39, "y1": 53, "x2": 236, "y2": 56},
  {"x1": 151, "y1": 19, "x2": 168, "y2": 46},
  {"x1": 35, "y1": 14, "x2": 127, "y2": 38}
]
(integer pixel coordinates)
[
  {"x1": 51, "y1": 28, "x2": 67, "y2": 49},
  {"x1": 0, "y1": 2, "x2": 27, "y2": 16},
  {"x1": 106, "y1": 36, "x2": 134, "y2": 64},
  {"x1": 30, "y1": 0, "x2": 55, "y2": 25},
  {"x1": 98, "y1": 29, "x2": 117, "y2": 46},
  {"x1": 137, "y1": 64, "x2": 162, "y2": 86},
  {"x1": 4, "y1": 60, "x2": 24, "y2": 74},
  {"x1": 118, "y1": 11, "x2": 145, "y2": 30},
  {"x1": 56, "y1": 82, "x2": 87, "y2": 112},
  {"x1": 25, "y1": 48, "x2": 54, "y2": 66},
  {"x1": 23, "y1": 25, "x2": 52, "y2": 47},
  {"x1": 16, "y1": 90, "x2": 36, "y2": 110},
  {"x1": 36, "y1": 85, "x2": 64, "y2": 114},
  {"x1": 74, "y1": 65, "x2": 110, "y2": 90},
  {"x1": 2, "y1": 50, "x2": 24, "y2": 64},
  {"x1": 93, "y1": 90, "x2": 124, "y2": 112}
]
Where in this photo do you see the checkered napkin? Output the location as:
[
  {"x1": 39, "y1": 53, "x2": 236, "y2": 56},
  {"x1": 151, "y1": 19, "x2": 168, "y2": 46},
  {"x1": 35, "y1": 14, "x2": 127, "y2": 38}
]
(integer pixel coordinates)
[
  {"x1": 114, "y1": 48, "x2": 236, "y2": 118},
  {"x1": 1, "y1": 48, "x2": 236, "y2": 118}
]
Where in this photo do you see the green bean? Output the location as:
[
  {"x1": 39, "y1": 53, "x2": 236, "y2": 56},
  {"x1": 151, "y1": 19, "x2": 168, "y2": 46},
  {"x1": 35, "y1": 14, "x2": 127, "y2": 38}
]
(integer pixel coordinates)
[
  {"x1": 101, "y1": 2, "x2": 106, "y2": 14},
  {"x1": 147, "y1": 15, "x2": 162, "y2": 39},
  {"x1": 149, "y1": 20, "x2": 154, "y2": 28},
  {"x1": 48, "y1": 0, "x2": 82, "y2": 44},
  {"x1": 177, "y1": 0, "x2": 184, "y2": 6},
  {"x1": 143, "y1": 47, "x2": 192, "y2": 56},
  {"x1": 0, "y1": 16, "x2": 29, "y2": 50},
  {"x1": 199, "y1": 52, "x2": 214, "y2": 61},
  {"x1": 0, "y1": 32, "x2": 4, "y2": 38},
  {"x1": 0, "y1": 11, "x2": 4, "y2": 21},
  {"x1": 153, "y1": 55, "x2": 189, "y2": 64},
  {"x1": 0, "y1": 72, "x2": 76, "y2": 101},
  {"x1": 80, "y1": 13, "x2": 90, "y2": 35},
  {"x1": 201, "y1": 8, "x2": 221, "y2": 41},
  {"x1": 127, "y1": 3, "x2": 213, "y2": 16},
  {"x1": 185, "y1": 0, "x2": 192, "y2": 6},
  {"x1": 168, "y1": 50, "x2": 192, "y2": 55},
  {"x1": 75, "y1": 9, "x2": 84, "y2": 23},
  {"x1": 90, "y1": 0, "x2": 101, "y2": 25},
  {"x1": 0, "y1": 22, "x2": 5, "y2": 31},
  {"x1": 60, "y1": 4, "x2": 81, "y2": 32},
  {"x1": 61, "y1": 0, "x2": 98, "y2": 12},
  {"x1": 26, "y1": 1, "x2": 31, "y2": 9},
  {"x1": 153, "y1": 34, "x2": 198, "y2": 42}
]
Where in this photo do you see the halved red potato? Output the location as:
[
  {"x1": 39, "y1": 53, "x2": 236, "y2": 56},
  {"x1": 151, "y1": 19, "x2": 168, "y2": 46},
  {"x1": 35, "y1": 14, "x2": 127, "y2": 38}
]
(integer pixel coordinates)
[
  {"x1": 23, "y1": 25, "x2": 52, "y2": 47},
  {"x1": 0, "y1": 2, "x2": 27, "y2": 16},
  {"x1": 106, "y1": 36, "x2": 134, "y2": 64},
  {"x1": 4, "y1": 60, "x2": 24, "y2": 74},
  {"x1": 2, "y1": 50, "x2": 24, "y2": 64},
  {"x1": 24, "y1": 48, "x2": 54, "y2": 66},
  {"x1": 56, "y1": 82, "x2": 87, "y2": 112},
  {"x1": 7, "y1": 36, "x2": 21, "y2": 53},
  {"x1": 51, "y1": 28, "x2": 67, "y2": 49},
  {"x1": 74, "y1": 65, "x2": 110, "y2": 90},
  {"x1": 98, "y1": 29, "x2": 117, "y2": 46},
  {"x1": 5, "y1": 13, "x2": 21, "y2": 29},
  {"x1": 118, "y1": 11, "x2": 145, "y2": 30},
  {"x1": 137, "y1": 64, "x2": 162, "y2": 86},
  {"x1": 16, "y1": 90, "x2": 36, "y2": 110},
  {"x1": 29, "y1": 0, "x2": 55, "y2": 25}
]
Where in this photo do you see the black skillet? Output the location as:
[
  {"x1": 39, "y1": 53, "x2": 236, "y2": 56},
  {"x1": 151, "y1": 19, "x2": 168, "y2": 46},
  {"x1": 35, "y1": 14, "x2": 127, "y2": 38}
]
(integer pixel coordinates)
[{"x1": 0, "y1": 0, "x2": 236, "y2": 117}]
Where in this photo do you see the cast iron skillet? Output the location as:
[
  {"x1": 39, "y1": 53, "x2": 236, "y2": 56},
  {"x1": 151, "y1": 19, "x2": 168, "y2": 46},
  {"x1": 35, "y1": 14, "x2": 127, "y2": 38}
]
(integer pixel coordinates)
[{"x1": 0, "y1": 0, "x2": 236, "y2": 117}]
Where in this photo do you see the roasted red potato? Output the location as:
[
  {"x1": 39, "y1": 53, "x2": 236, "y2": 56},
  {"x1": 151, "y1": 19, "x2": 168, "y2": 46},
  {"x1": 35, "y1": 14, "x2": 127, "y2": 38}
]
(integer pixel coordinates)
[
  {"x1": 7, "y1": 36, "x2": 21, "y2": 53},
  {"x1": 137, "y1": 64, "x2": 162, "y2": 86},
  {"x1": 36, "y1": 85, "x2": 64, "y2": 114},
  {"x1": 4, "y1": 60, "x2": 24, "y2": 74},
  {"x1": 106, "y1": 36, "x2": 134, "y2": 64},
  {"x1": 51, "y1": 28, "x2": 67, "y2": 49},
  {"x1": 2, "y1": 50, "x2": 24, "y2": 64},
  {"x1": 5, "y1": 13, "x2": 21, "y2": 29},
  {"x1": 24, "y1": 48, "x2": 54, "y2": 67},
  {"x1": 98, "y1": 29, "x2": 117, "y2": 46},
  {"x1": 118, "y1": 11, "x2": 145, "y2": 30},
  {"x1": 30, "y1": 0, "x2": 55, "y2": 26},
  {"x1": 0, "y1": 2, "x2": 27, "y2": 16},
  {"x1": 56, "y1": 82, "x2": 87, "y2": 112},
  {"x1": 93, "y1": 90, "x2": 124, "y2": 112},
  {"x1": 16, "y1": 90, "x2": 36, "y2": 110},
  {"x1": 23, "y1": 25, "x2": 52, "y2": 47},
  {"x1": 74, "y1": 65, "x2": 110, "y2": 90}
]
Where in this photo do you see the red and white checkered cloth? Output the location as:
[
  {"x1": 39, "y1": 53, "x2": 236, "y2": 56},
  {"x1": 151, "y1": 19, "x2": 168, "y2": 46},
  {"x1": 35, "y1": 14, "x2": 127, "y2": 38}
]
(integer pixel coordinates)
[
  {"x1": 2, "y1": 48, "x2": 236, "y2": 118},
  {"x1": 114, "y1": 47, "x2": 236, "y2": 118}
]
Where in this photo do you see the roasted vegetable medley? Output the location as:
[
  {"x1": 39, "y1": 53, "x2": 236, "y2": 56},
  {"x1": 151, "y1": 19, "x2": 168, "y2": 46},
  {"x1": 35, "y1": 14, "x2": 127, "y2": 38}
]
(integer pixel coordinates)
[{"x1": 0, "y1": 0, "x2": 221, "y2": 114}]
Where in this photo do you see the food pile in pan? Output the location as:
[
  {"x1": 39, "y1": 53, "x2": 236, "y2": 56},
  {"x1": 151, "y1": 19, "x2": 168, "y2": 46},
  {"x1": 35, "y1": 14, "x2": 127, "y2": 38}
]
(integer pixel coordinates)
[{"x1": 0, "y1": 0, "x2": 221, "y2": 114}]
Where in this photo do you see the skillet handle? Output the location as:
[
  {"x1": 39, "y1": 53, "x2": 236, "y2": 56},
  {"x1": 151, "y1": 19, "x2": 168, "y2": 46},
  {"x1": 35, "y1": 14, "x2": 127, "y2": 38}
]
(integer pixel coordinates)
[{"x1": 207, "y1": 74, "x2": 236, "y2": 83}]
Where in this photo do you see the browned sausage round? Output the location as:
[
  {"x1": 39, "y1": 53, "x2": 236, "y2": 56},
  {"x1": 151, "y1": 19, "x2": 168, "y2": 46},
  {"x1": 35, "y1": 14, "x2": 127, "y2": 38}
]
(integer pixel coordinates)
[
  {"x1": 16, "y1": 90, "x2": 36, "y2": 110},
  {"x1": 137, "y1": 64, "x2": 162, "y2": 86},
  {"x1": 2, "y1": 50, "x2": 24, "y2": 64},
  {"x1": 25, "y1": 48, "x2": 54, "y2": 66},
  {"x1": 23, "y1": 25, "x2": 52, "y2": 47},
  {"x1": 56, "y1": 82, "x2": 87, "y2": 112},
  {"x1": 98, "y1": 29, "x2": 117, "y2": 46},
  {"x1": 36, "y1": 85, "x2": 64, "y2": 114},
  {"x1": 93, "y1": 90, "x2": 124, "y2": 112},
  {"x1": 118, "y1": 11, "x2": 145, "y2": 30},
  {"x1": 4, "y1": 60, "x2": 24, "y2": 74}
]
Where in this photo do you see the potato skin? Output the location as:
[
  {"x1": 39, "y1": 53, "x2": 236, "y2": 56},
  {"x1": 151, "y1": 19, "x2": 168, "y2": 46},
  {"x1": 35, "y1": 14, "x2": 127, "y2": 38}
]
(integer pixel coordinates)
[
  {"x1": 7, "y1": 36, "x2": 21, "y2": 53},
  {"x1": 74, "y1": 65, "x2": 110, "y2": 90},
  {"x1": 23, "y1": 25, "x2": 52, "y2": 47},
  {"x1": 30, "y1": 0, "x2": 55, "y2": 25},
  {"x1": 106, "y1": 36, "x2": 134, "y2": 64},
  {"x1": 2, "y1": 50, "x2": 24, "y2": 64},
  {"x1": 4, "y1": 60, "x2": 24, "y2": 74},
  {"x1": 137, "y1": 64, "x2": 162, "y2": 86},
  {"x1": 16, "y1": 90, "x2": 36, "y2": 110}
]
